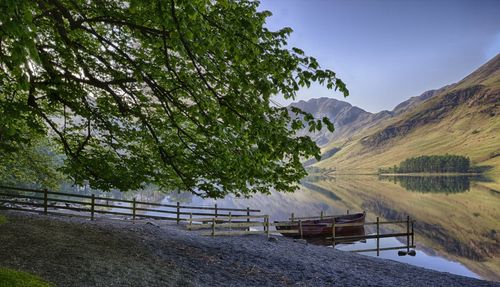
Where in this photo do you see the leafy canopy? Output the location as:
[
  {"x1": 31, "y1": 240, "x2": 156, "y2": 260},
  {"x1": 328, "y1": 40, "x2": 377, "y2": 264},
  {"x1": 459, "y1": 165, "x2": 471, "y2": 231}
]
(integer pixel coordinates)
[{"x1": 0, "y1": 0, "x2": 348, "y2": 198}]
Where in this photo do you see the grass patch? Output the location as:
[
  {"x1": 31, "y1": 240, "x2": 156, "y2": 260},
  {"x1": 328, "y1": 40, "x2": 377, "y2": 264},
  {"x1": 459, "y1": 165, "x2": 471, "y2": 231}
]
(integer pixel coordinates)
[
  {"x1": 0, "y1": 215, "x2": 6, "y2": 225},
  {"x1": 0, "y1": 268, "x2": 52, "y2": 287}
]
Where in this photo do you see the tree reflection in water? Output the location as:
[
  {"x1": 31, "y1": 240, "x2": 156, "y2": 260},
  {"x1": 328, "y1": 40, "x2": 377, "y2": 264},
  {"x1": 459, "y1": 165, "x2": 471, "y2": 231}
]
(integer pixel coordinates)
[{"x1": 378, "y1": 175, "x2": 489, "y2": 193}]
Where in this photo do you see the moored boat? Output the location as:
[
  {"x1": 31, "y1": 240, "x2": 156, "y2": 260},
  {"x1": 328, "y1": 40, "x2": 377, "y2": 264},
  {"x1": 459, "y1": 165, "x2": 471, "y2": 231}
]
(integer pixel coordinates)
[{"x1": 275, "y1": 212, "x2": 366, "y2": 238}]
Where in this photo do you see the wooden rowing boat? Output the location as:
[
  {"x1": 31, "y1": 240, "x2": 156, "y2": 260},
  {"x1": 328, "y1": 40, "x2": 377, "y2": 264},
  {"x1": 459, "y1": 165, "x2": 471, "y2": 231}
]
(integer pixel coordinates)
[{"x1": 274, "y1": 212, "x2": 366, "y2": 238}]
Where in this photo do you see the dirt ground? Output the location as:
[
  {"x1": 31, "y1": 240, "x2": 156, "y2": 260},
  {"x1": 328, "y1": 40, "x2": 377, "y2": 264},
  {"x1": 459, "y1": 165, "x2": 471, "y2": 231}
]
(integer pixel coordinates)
[{"x1": 0, "y1": 210, "x2": 498, "y2": 287}]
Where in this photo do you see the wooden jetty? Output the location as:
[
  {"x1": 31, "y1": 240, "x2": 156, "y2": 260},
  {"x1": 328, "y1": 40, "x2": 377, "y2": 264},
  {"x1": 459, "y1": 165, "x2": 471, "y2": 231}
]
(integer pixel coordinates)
[{"x1": 189, "y1": 210, "x2": 416, "y2": 256}]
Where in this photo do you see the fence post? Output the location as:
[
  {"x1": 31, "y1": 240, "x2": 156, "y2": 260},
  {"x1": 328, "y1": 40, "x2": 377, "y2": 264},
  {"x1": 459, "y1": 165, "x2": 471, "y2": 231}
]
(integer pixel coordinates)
[
  {"x1": 228, "y1": 212, "x2": 232, "y2": 232},
  {"x1": 176, "y1": 202, "x2": 180, "y2": 224},
  {"x1": 43, "y1": 189, "x2": 48, "y2": 215},
  {"x1": 320, "y1": 210, "x2": 324, "y2": 220},
  {"x1": 189, "y1": 213, "x2": 193, "y2": 230},
  {"x1": 132, "y1": 198, "x2": 136, "y2": 221},
  {"x1": 411, "y1": 220, "x2": 415, "y2": 246},
  {"x1": 347, "y1": 210, "x2": 349, "y2": 214},
  {"x1": 246, "y1": 207, "x2": 250, "y2": 231},
  {"x1": 91, "y1": 194, "x2": 95, "y2": 220},
  {"x1": 266, "y1": 216, "x2": 270, "y2": 238},
  {"x1": 406, "y1": 215, "x2": 410, "y2": 252},
  {"x1": 299, "y1": 220, "x2": 303, "y2": 239},
  {"x1": 211, "y1": 218, "x2": 216, "y2": 236},
  {"x1": 376, "y1": 217, "x2": 380, "y2": 256},
  {"x1": 291, "y1": 213, "x2": 295, "y2": 222},
  {"x1": 332, "y1": 219, "x2": 336, "y2": 247}
]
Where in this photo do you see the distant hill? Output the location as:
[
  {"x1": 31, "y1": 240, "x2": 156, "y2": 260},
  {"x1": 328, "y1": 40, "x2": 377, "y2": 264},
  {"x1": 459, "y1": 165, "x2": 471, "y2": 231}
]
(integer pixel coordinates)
[{"x1": 294, "y1": 54, "x2": 500, "y2": 186}]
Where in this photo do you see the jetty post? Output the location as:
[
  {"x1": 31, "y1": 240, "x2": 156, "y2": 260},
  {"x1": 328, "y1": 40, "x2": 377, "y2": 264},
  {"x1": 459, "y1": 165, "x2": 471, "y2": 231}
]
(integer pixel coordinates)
[
  {"x1": 176, "y1": 202, "x2": 180, "y2": 224},
  {"x1": 376, "y1": 217, "x2": 380, "y2": 256},
  {"x1": 299, "y1": 220, "x2": 303, "y2": 239},
  {"x1": 211, "y1": 218, "x2": 216, "y2": 236},
  {"x1": 132, "y1": 198, "x2": 136, "y2": 221},
  {"x1": 90, "y1": 194, "x2": 95, "y2": 220},
  {"x1": 331, "y1": 219, "x2": 336, "y2": 246},
  {"x1": 246, "y1": 207, "x2": 250, "y2": 231},
  {"x1": 406, "y1": 216, "x2": 410, "y2": 252},
  {"x1": 43, "y1": 189, "x2": 48, "y2": 215},
  {"x1": 266, "y1": 216, "x2": 270, "y2": 238},
  {"x1": 189, "y1": 213, "x2": 193, "y2": 230},
  {"x1": 411, "y1": 220, "x2": 415, "y2": 246},
  {"x1": 263, "y1": 215, "x2": 267, "y2": 233}
]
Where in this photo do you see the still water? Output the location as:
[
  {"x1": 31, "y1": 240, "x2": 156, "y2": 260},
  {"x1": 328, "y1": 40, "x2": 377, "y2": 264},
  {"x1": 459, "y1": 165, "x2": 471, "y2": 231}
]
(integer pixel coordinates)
[{"x1": 154, "y1": 175, "x2": 499, "y2": 282}]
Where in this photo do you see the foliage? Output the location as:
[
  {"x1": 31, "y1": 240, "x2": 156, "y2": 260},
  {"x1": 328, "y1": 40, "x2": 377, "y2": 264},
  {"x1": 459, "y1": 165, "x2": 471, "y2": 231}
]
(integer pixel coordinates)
[
  {"x1": 0, "y1": 139, "x2": 64, "y2": 189},
  {"x1": 379, "y1": 154, "x2": 471, "y2": 174},
  {"x1": 0, "y1": 268, "x2": 52, "y2": 287},
  {"x1": 0, "y1": 0, "x2": 348, "y2": 198}
]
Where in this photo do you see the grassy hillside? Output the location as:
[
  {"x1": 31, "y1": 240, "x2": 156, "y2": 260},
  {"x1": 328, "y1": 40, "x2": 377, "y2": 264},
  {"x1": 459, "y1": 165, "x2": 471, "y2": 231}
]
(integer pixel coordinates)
[
  {"x1": 315, "y1": 54, "x2": 500, "y2": 186},
  {"x1": 0, "y1": 268, "x2": 52, "y2": 287}
]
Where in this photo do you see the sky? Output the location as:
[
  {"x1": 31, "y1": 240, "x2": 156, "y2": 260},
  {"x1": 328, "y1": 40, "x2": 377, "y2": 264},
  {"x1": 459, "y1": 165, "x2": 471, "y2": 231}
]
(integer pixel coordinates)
[{"x1": 258, "y1": 0, "x2": 500, "y2": 113}]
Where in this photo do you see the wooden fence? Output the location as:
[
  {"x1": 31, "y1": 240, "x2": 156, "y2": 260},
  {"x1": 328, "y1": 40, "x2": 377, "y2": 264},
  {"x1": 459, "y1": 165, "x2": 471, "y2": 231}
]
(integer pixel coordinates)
[{"x1": 0, "y1": 185, "x2": 260, "y2": 223}]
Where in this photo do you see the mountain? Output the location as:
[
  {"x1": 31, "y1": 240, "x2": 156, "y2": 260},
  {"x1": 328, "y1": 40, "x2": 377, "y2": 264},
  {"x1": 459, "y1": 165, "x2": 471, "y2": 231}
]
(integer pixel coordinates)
[
  {"x1": 297, "y1": 54, "x2": 500, "y2": 186},
  {"x1": 392, "y1": 86, "x2": 450, "y2": 115},
  {"x1": 292, "y1": 88, "x2": 456, "y2": 164},
  {"x1": 290, "y1": 98, "x2": 388, "y2": 146}
]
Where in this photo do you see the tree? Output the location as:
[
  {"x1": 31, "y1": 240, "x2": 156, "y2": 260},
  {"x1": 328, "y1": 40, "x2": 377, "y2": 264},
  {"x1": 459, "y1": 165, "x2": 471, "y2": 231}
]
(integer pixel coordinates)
[
  {"x1": 0, "y1": 138, "x2": 64, "y2": 189},
  {"x1": 0, "y1": 0, "x2": 348, "y2": 198}
]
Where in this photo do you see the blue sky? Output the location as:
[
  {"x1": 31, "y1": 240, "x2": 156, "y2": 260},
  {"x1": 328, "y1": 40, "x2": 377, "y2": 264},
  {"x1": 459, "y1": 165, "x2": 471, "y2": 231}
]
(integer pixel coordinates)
[{"x1": 259, "y1": 0, "x2": 500, "y2": 112}]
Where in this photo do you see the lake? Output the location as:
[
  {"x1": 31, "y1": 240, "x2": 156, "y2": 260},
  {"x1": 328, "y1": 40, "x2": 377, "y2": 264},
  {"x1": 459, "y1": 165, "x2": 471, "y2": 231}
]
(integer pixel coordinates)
[{"x1": 145, "y1": 175, "x2": 498, "y2": 282}]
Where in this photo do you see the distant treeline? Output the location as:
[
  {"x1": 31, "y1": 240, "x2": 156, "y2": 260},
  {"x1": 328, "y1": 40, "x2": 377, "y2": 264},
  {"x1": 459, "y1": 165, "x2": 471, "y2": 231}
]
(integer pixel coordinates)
[{"x1": 379, "y1": 154, "x2": 471, "y2": 174}]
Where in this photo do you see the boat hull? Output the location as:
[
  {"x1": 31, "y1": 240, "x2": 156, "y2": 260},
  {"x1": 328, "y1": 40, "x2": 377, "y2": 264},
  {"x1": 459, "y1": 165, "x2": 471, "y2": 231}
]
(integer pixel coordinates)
[{"x1": 275, "y1": 212, "x2": 366, "y2": 238}]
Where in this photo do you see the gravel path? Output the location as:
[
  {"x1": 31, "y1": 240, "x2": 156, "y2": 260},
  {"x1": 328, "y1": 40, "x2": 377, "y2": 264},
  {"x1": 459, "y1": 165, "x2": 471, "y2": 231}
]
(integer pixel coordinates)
[{"x1": 0, "y1": 210, "x2": 498, "y2": 287}]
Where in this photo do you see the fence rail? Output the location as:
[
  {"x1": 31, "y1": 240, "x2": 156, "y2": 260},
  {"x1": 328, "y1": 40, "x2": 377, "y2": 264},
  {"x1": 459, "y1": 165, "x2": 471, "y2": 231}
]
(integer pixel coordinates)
[{"x1": 0, "y1": 185, "x2": 260, "y2": 223}]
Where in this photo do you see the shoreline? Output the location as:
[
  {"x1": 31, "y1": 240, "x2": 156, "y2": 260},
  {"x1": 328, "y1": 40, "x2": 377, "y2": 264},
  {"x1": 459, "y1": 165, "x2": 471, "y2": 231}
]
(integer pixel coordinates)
[
  {"x1": 378, "y1": 172, "x2": 483, "y2": 176},
  {"x1": 0, "y1": 210, "x2": 498, "y2": 287},
  {"x1": 321, "y1": 172, "x2": 483, "y2": 176}
]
